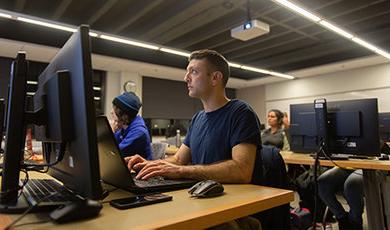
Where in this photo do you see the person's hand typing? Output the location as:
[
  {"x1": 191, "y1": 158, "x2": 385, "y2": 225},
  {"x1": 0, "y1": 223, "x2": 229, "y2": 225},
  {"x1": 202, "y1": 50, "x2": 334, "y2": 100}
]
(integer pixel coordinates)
[
  {"x1": 125, "y1": 154, "x2": 148, "y2": 172},
  {"x1": 135, "y1": 160, "x2": 182, "y2": 180}
]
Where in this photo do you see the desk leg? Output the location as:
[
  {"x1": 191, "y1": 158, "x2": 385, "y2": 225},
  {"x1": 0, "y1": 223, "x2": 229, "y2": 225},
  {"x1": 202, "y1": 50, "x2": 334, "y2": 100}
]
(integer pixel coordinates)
[{"x1": 363, "y1": 170, "x2": 386, "y2": 230}]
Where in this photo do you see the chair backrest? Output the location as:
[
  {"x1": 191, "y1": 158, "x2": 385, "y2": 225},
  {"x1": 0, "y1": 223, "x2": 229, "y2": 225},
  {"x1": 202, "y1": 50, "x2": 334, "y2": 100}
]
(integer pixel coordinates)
[
  {"x1": 254, "y1": 145, "x2": 291, "y2": 230},
  {"x1": 261, "y1": 145, "x2": 288, "y2": 189},
  {"x1": 150, "y1": 142, "x2": 168, "y2": 160}
]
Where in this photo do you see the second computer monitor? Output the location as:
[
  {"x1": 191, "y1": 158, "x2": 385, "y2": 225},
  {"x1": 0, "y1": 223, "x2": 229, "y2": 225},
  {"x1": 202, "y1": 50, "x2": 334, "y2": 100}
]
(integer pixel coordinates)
[
  {"x1": 379, "y1": 113, "x2": 390, "y2": 142},
  {"x1": 290, "y1": 98, "x2": 380, "y2": 157},
  {"x1": 0, "y1": 99, "x2": 4, "y2": 150}
]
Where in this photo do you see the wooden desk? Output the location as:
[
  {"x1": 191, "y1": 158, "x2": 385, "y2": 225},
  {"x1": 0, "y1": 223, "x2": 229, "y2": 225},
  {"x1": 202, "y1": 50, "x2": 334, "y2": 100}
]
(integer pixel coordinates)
[
  {"x1": 281, "y1": 151, "x2": 390, "y2": 230},
  {"x1": 3, "y1": 174, "x2": 294, "y2": 229}
]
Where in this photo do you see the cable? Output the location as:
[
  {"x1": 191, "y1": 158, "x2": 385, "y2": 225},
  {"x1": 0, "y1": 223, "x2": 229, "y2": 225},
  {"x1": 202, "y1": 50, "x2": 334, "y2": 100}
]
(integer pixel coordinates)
[
  {"x1": 3, "y1": 192, "x2": 58, "y2": 230},
  {"x1": 22, "y1": 142, "x2": 67, "y2": 171},
  {"x1": 0, "y1": 169, "x2": 29, "y2": 198},
  {"x1": 311, "y1": 141, "x2": 324, "y2": 230},
  {"x1": 321, "y1": 151, "x2": 363, "y2": 176}
]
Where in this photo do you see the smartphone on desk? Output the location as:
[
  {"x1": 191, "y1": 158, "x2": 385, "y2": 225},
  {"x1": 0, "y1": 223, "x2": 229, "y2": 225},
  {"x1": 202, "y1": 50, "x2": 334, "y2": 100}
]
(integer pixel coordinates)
[{"x1": 110, "y1": 193, "x2": 172, "y2": 209}]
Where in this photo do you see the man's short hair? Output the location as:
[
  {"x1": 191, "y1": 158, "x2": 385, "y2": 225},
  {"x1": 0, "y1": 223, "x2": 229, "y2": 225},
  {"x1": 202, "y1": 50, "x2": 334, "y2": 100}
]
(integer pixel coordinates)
[{"x1": 189, "y1": 49, "x2": 230, "y2": 87}]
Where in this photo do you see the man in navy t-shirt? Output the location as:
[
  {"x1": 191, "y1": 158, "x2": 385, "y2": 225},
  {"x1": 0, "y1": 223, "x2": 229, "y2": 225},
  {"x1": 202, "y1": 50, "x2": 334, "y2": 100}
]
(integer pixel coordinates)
[{"x1": 126, "y1": 49, "x2": 262, "y2": 185}]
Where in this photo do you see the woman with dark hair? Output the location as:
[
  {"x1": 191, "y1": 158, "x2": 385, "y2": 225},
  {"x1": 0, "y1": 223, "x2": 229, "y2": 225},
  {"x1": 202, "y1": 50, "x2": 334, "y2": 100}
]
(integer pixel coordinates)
[{"x1": 261, "y1": 109, "x2": 290, "y2": 150}]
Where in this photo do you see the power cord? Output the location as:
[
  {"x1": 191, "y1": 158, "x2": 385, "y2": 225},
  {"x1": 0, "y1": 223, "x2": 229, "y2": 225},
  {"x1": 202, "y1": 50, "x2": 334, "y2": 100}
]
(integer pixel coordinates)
[
  {"x1": 4, "y1": 192, "x2": 58, "y2": 230},
  {"x1": 22, "y1": 142, "x2": 67, "y2": 172},
  {"x1": 311, "y1": 141, "x2": 324, "y2": 230}
]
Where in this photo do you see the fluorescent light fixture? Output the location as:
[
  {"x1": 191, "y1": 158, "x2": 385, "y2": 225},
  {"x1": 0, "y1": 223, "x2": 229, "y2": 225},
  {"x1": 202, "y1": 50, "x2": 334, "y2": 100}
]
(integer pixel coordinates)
[
  {"x1": 228, "y1": 62, "x2": 242, "y2": 68},
  {"x1": 351, "y1": 37, "x2": 379, "y2": 52},
  {"x1": 241, "y1": 65, "x2": 271, "y2": 74},
  {"x1": 17, "y1": 17, "x2": 76, "y2": 32},
  {"x1": 27, "y1": 81, "x2": 38, "y2": 85},
  {"x1": 0, "y1": 12, "x2": 12, "y2": 18},
  {"x1": 100, "y1": 34, "x2": 159, "y2": 50},
  {"x1": 94, "y1": 97, "x2": 101, "y2": 101},
  {"x1": 93, "y1": 86, "x2": 101, "y2": 91},
  {"x1": 319, "y1": 20, "x2": 353, "y2": 39},
  {"x1": 375, "y1": 49, "x2": 390, "y2": 60},
  {"x1": 160, "y1": 48, "x2": 190, "y2": 57},
  {"x1": 274, "y1": 0, "x2": 390, "y2": 60},
  {"x1": 89, "y1": 32, "x2": 98, "y2": 37},
  {"x1": 269, "y1": 71, "x2": 295, "y2": 79},
  {"x1": 274, "y1": 0, "x2": 321, "y2": 22},
  {"x1": 2, "y1": 9, "x2": 298, "y2": 80},
  {"x1": 26, "y1": 92, "x2": 35, "y2": 96}
]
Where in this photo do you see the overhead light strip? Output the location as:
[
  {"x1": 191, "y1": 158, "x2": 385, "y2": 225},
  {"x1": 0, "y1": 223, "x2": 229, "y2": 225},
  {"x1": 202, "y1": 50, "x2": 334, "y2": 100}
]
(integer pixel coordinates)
[
  {"x1": 0, "y1": 12, "x2": 12, "y2": 18},
  {"x1": 159, "y1": 48, "x2": 190, "y2": 57},
  {"x1": 273, "y1": 0, "x2": 390, "y2": 60},
  {"x1": 0, "y1": 8, "x2": 295, "y2": 80},
  {"x1": 17, "y1": 16, "x2": 77, "y2": 32}
]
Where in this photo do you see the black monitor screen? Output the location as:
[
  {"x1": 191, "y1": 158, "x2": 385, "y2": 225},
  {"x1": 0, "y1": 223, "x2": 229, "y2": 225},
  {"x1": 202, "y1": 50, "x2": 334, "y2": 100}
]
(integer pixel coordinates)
[
  {"x1": 290, "y1": 98, "x2": 380, "y2": 156},
  {"x1": 35, "y1": 25, "x2": 102, "y2": 199},
  {"x1": 289, "y1": 104, "x2": 318, "y2": 153},
  {"x1": 0, "y1": 26, "x2": 102, "y2": 212},
  {"x1": 379, "y1": 113, "x2": 390, "y2": 142},
  {"x1": 0, "y1": 99, "x2": 4, "y2": 150}
]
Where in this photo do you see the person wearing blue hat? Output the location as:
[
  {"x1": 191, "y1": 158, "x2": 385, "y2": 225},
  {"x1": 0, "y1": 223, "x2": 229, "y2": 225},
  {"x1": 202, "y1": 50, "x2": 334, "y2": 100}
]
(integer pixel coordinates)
[{"x1": 111, "y1": 92, "x2": 152, "y2": 160}]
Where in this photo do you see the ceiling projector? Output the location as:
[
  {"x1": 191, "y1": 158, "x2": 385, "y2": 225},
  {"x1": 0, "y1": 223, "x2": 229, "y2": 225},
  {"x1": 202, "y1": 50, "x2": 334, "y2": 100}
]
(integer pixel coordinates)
[{"x1": 231, "y1": 19, "x2": 270, "y2": 41}]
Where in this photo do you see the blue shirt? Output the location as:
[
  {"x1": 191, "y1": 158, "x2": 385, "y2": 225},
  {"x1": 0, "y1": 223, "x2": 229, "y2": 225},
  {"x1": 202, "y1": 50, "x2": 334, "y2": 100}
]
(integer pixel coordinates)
[
  {"x1": 114, "y1": 115, "x2": 152, "y2": 160},
  {"x1": 184, "y1": 99, "x2": 263, "y2": 184}
]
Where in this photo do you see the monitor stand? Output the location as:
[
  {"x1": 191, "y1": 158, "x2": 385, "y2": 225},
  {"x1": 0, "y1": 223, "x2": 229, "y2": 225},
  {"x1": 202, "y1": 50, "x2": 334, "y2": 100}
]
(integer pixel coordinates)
[{"x1": 0, "y1": 194, "x2": 30, "y2": 214}]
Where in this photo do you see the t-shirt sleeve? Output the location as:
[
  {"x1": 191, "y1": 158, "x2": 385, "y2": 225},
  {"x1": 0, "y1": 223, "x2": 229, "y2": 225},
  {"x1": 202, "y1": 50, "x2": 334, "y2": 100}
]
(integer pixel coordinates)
[{"x1": 230, "y1": 106, "x2": 262, "y2": 147}]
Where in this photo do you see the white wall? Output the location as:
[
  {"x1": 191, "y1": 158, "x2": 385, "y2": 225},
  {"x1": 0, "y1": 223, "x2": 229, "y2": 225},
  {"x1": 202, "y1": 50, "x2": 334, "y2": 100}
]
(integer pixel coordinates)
[
  {"x1": 104, "y1": 71, "x2": 143, "y2": 115},
  {"x1": 237, "y1": 62, "x2": 390, "y2": 120},
  {"x1": 236, "y1": 85, "x2": 266, "y2": 123}
]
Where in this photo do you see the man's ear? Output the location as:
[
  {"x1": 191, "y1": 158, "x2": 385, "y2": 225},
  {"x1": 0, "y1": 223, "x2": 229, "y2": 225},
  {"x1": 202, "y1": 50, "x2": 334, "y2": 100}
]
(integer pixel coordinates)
[{"x1": 211, "y1": 71, "x2": 223, "y2": 87}]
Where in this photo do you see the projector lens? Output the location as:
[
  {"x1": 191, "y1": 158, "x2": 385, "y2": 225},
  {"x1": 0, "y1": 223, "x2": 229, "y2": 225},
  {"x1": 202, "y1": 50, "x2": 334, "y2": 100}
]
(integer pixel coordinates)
[{"x1": 244, "y1": 22, "x2": 252, "y2": 29}]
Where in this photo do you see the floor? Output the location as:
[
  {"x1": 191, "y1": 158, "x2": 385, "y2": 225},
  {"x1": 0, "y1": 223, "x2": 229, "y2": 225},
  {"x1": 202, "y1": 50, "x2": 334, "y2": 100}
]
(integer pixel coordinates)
[{"x1": 291, "y1": 192, "x2": 368, "y2": 230}]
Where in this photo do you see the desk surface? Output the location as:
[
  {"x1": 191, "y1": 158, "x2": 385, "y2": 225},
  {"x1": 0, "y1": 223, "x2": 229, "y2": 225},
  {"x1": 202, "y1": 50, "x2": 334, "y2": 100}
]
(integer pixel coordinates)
[
  {"x1": 3, "y1": 174, "x2": 293, "y2": 230},
  {"x1": 281, "y1": 151, "x2": 390, "y2": 171}
]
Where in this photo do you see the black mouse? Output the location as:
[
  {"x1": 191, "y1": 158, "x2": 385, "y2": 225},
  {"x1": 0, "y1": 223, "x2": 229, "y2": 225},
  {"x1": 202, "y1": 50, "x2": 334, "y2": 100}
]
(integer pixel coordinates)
[
  {"x1": 188, "y1": 180, "x2": 224, "y2": 198},
  {"x1": 49, "y1": 199, "x2": 102, "y2": 223},
  {"x1": 378, "y1": 153, "x2": 389, "y2": 160}
]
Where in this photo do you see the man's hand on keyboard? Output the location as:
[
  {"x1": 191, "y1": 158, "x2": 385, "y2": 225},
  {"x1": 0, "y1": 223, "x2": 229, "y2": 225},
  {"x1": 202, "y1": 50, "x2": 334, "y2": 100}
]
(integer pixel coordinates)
[
  {"x1": 125, "y1": 154, "x2": 148, "y2": 173},
  {"x1": 135, "y1": 160, "x2": 182, "y2": 180}
]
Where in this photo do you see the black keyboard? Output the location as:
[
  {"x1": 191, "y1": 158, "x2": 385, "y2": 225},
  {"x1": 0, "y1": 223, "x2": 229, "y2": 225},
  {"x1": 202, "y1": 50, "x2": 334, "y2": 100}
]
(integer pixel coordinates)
[
  {"x1": 134, "y1": 176, "x2": 174, "y2": 188},
  {"x1": 22, "y1": 179, "x2": 81, "y2": 206}
]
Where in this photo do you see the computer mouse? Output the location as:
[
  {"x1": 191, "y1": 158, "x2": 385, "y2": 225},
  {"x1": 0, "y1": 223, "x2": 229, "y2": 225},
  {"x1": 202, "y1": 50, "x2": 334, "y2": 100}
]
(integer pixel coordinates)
[
  {"x1": 49, "y1": 199, "x2": 102, "y2": 223},
  {"x1": 378, "y1": 153, "x2": 389, "y2": 160},
  {"x1": 188, "y1": 180, "x2": 224, "y2": 198}
]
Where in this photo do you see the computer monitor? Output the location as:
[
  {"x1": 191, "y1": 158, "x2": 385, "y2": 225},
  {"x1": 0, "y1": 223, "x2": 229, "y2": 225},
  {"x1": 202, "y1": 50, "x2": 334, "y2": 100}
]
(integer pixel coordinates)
[
  {"x1": 0, "y1": 98, "x2": 4, "y2": 152},
  {"x1": 1, "y1": 52, "x2": 29, "y2": 208},
  {"x1": 289, "y1": 103, "x2": 318, "y2": 153},
  {"x1": 290, "y1": 98, "x2": 380, "y2": 157},
  {"x1": 379, "y1": 113, "x2": 390, "y2": 142},
  {"x1": 0, "y1": 25, "x2": 103, "y2": 212}
]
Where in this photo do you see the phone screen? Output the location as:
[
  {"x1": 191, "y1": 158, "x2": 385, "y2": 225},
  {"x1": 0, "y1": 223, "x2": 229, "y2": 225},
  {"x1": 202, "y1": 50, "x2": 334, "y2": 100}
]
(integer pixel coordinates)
[{"x1": 110, "y1": 193, "x2": 172, "y2": 209}]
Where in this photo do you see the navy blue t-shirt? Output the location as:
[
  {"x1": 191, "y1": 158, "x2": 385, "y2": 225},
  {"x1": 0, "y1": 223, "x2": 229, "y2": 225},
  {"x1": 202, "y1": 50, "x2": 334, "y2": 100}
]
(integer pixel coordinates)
[{"x1": 183, "y1": 99, "x2": 263, "y2": 184}]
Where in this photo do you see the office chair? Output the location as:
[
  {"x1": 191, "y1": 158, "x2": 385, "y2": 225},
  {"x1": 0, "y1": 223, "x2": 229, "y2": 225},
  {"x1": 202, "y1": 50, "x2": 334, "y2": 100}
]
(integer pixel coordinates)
[{"x1": 150, "y1": 142, "x2": 168, "y2": 160}]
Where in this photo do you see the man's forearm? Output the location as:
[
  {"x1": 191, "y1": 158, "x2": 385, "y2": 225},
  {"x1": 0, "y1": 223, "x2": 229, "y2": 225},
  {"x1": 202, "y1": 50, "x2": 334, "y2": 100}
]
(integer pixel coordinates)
[{"x1": 179, "y1": 160, "x2": 253, "y2": 184}]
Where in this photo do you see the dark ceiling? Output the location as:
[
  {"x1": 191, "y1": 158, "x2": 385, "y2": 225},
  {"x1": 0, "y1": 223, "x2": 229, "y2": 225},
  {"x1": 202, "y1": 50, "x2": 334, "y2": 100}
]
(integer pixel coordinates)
[{"x1": 0, "y1": 0, "x2": 390, "y2": 80}]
